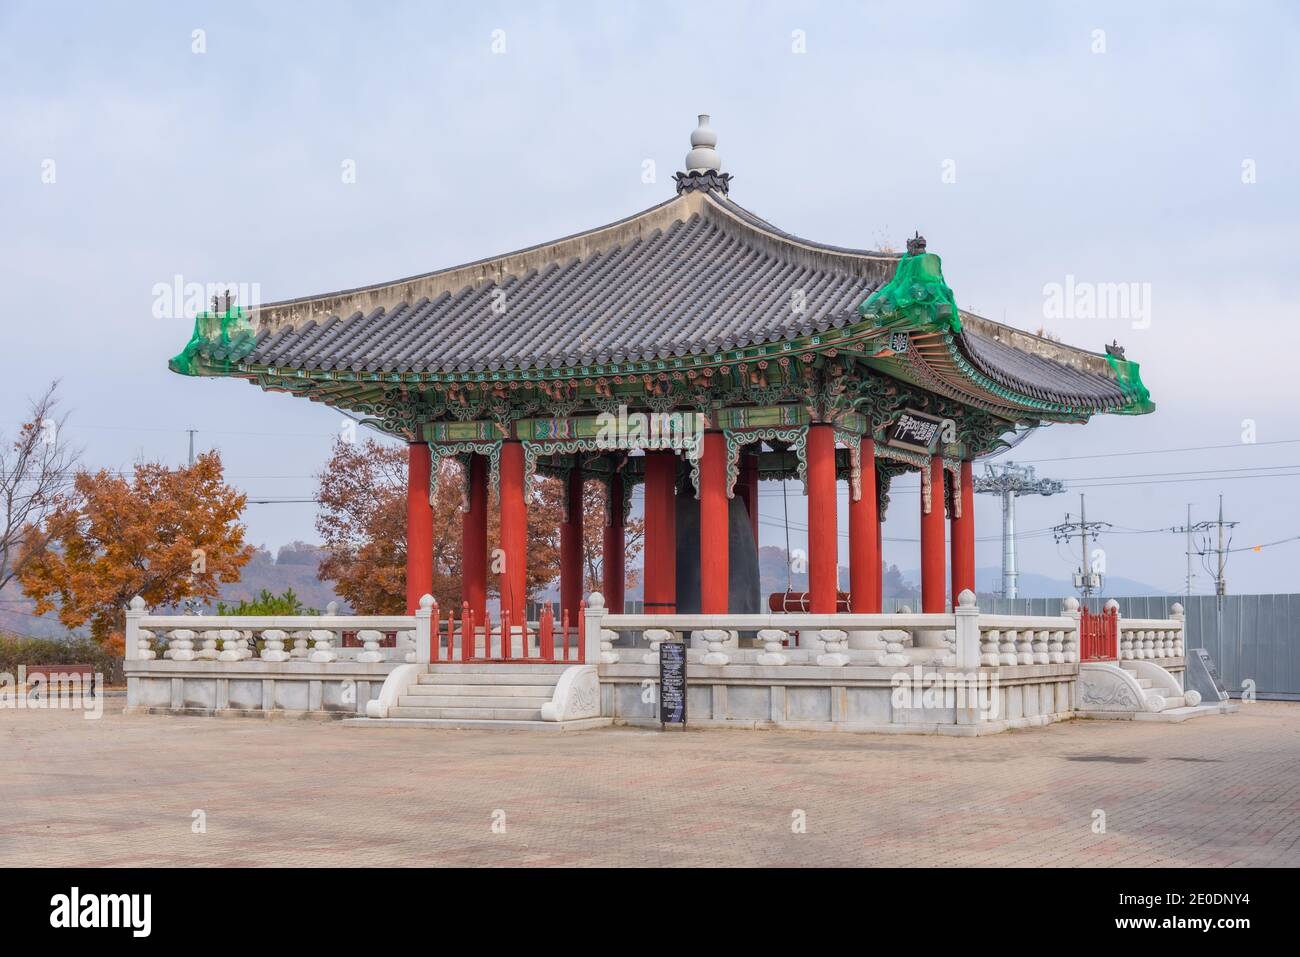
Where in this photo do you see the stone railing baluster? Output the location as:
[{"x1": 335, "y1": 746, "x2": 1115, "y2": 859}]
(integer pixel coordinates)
[
  {"x1": 1032, "y1": 629, "x2": 1049, "y2": 665},
  {"x1": 260, "y1": 628, "x2": 290, "y2": 662},
  {"x1": 756, "y1": 628, "x2": 789, "y2": 666},
  {"x1": 309, "y1": 629, "x2": 338, "y2": 663},
  {"x1": 1049, "y1": 629, "x2": 1065, "y2": 664},
  {"x1": 356, "y1": 629, "x2": 385, "y2": 663},
  {"x1": 817, "y1": 628, "x2": 849, "y2": 667},
  {"x1": 642, "y1": 628, "x2": 673, "y2": 665},
  {"x1": 980, "y1": 628, "x2": 1000, "y2": 667},
  {"x1": 168, "y1": 629, "x2": 196, "y2": 662}
]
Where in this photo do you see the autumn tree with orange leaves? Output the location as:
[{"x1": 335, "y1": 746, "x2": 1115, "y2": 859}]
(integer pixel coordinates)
[
  {"x1": 314, "y1": 438, "x2": 641, "y2": 614},
  {"x1": 17, "y1": 451, "x2": 255, "y2": 649}
]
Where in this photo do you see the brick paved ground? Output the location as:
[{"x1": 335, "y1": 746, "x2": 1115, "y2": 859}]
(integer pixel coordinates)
[{"x1": 2, "y1": 704, "x2": 1298, "y2": 866}]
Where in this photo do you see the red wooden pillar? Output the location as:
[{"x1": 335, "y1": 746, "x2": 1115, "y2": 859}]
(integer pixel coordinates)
[
  {"x1": 462, "y1": 454, "x2": 488, "y2": 624},
  {"x1": 405, "y1": 442, "x2": 433, "y2": 614},
  {"x1": 873, "y1": 510, "x2": 884, "y2": 610},
  {"x1": 643, "y1": 451, "x2": 677, "y2": 614},
  {"x1": 950, "y1": 459, "x2": 976, "y2": 599},
  {"x1": 559, "y1": 466, "x2": 584, "y2": 624},
  {"x1": 498, "y1": 440, "x2": 527, "y2": 626},
  {"x1": 806, "y1": 423, "x2": 838, "y2": 614},
  {"x1": 737, "y1": 451, "x2": 759, "y2": 545},
  {"x1": 699, "y1": 430, "x2": 729, "y2": 614},
  {"x1": 603, "y1": 472, "x2": 626, "y2": 613},
  {"x1": 920, "y1": 453, "x2": 947, "y2": 613},
  {"x1": 849, "y1": 437, "x2": 881, "y2": 613}
]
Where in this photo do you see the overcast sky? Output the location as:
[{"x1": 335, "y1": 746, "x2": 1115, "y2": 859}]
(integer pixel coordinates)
[{"x1": 3, "y1": 1, "x2": 1298, "y2": 597}]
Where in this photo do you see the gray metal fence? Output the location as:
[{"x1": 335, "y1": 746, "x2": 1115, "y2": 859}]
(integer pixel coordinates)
[{"x1": 936, "y1": 593, "x2": 1298, "y2": 701}]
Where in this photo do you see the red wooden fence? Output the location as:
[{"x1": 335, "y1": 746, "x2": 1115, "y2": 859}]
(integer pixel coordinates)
[
  {"x1": 427, "y1": 600, "x2": 585, "y2": 664},
  {"x1": 1079, "y1": 605, "x2": 1118, "y2": 661}
]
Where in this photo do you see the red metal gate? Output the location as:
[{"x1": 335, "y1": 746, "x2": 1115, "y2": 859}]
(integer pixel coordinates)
[
  {"x1": 1079, "y1": 605, "x2": 1118, "y2": 661},
  {"x1": 428, "y1": 600, "x2": 585, "y2": 664}
]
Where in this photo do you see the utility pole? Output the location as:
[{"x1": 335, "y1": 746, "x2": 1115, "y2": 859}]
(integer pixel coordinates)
[
  {"x1": 187, "y1": 429, "x2": 197, "y2": 467},
  {"x1": 1173, "y1": 498, "x2": 1237, "y2": 602},
  {"x1": 1214, "y1": 493, "x2": 1235, "y2": 600},
  {"x1": 1053, "y1": 494, "x2": 1111, "y2": 599},
  {"x1": 1169, "y1": 504, "x2": 1196, "y2": 602},
  {"x1": 973, "y1": 462, "x2": 1065, "y2": 599}
]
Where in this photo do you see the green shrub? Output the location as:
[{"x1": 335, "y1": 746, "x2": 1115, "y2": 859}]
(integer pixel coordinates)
[
  {"x1": 215, "y1": 588, "x2": 318, "y2": 616},
  {"x1": 0, "y1": 634, "x2": 124, "y2": 685}
]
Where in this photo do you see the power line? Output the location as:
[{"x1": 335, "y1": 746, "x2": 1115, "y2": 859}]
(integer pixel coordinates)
[{"x1": 1016, "y1": 437, "x2": 1300, "y2": 465}]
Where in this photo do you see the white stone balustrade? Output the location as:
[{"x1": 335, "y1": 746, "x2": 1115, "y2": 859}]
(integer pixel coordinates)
[
  {"x1": 123, "y1": 599, "x2": 417, "y2": 666},
  {"x1": 1116, "y1": 605, "x2": 1186, "y2": 663},
  {"x1": 582, "y1": 594, "x2": 1080, "y2": 673}
]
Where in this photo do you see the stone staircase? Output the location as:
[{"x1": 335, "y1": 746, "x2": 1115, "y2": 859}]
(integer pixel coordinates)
[
  {"x1": 350, "y1": 664, "x2": 609, "y2": 731},
  {"x1": 1119, "y1": 662, "x2": 1189, "y2": 712}
]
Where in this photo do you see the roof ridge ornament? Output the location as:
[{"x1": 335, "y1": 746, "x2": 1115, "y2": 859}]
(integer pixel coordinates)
[{"x1": 675, "y1": 113, "x2": 732, "y2": 196}]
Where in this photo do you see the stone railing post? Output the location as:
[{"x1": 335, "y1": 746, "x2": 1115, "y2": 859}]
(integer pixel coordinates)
[
  {"x1": 584, "y1": 592, "x2": 606, "y2": 665},
  {"x1": 124, "y1": 596, "x2": 146, "y2": 661},
  {"x1": 1061, "y1": 597, "x2": 1080, "y2": 663},
  {"x1": 954, "y1": 590, "x2": 981, "y2": 670},
  {"x1": 1171, "y1": 602, "x2": 1185, "y2": 657},
  {"x1": 416, "y1": 595, "x2": 434, "y2": 664}
]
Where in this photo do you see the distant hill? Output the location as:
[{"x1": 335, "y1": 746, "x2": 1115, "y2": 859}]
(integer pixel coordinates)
[
  {"x1": 218, "y1": 542, "x2": 348, "y2": 612},
  {"x1": 0, "y1": 542, "x2": 348, "y2": 640}
]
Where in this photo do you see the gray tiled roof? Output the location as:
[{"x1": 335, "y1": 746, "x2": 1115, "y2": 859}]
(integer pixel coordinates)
[
  {"x1": 218, "y1": 190, "x2": 1130, "y2": 410},
  {"x1": 959, "y1": 324, "x2": 1128, "y2": 410},
  {"x1": 239, "y1": 191, "x2": 898, "y2": 374}
]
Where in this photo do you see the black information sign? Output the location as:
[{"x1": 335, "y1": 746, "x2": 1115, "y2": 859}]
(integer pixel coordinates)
[
  {"x1": 659, "y1": 641, "x2": 687, "y2": 727},
  {"x1": 1187, "y1": 648, "x2": 1229, "y2": 702}
]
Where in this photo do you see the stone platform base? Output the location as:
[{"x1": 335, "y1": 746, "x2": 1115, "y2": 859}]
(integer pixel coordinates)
[
  {"x1": 1078, "y1": 700, "x2": 1239, "y2": 722},
  {"x1": 611, "y1": 711, "x2": 1075, "y2": 736}
]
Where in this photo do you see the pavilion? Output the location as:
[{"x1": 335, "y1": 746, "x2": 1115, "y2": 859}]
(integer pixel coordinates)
[{"x1": 170, "y1": 115, "x2": 1153, "y2": 633}]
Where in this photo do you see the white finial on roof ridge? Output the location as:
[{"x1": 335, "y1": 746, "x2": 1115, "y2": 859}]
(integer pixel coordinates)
[{"x1": 685, "y1": 114, "x2": 721, "y2": 173}]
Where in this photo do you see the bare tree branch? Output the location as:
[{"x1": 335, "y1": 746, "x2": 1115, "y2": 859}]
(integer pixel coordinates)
[{"x1": 0, "y1": 381, "x2": 82, "y2": 592}]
